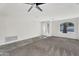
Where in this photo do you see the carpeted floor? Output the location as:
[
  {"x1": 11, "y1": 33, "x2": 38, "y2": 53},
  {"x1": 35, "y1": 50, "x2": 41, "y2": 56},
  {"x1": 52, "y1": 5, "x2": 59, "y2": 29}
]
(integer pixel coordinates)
[{"x1": 8, "y1": 36, "x2": 79, "y2": 56}]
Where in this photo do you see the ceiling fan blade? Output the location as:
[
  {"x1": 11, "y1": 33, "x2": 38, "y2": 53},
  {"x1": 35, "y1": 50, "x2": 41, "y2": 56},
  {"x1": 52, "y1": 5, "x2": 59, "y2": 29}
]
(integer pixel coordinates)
[
  {"x1": 36, "y1": 3, "x2": 45, "y2": 5},
  {"x1": 25, "y1": 3, "x2": 35, "y2": 5},
  {"x1": 36, "y1": 6, "x2": 43, "y2": 12},
  {"x1": 28, "y1": 5, "x2": 34, "y2": 12}
]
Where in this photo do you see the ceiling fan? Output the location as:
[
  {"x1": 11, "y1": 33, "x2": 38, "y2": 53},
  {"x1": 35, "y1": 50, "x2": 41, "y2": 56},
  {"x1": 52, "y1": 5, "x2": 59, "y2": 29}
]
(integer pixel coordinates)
[{"x1": 25, "y1": 3, "x2": 45, "y2": 12}]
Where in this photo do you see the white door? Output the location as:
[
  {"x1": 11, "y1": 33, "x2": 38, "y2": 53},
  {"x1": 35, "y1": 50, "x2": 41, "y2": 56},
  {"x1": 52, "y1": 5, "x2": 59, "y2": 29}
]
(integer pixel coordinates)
[{"x1": 41, "y1": 21, "x2": 50, "y2": 36}]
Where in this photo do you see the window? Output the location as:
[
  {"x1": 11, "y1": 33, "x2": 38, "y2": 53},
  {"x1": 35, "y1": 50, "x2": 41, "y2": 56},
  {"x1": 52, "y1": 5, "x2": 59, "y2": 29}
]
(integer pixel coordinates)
[{"x1": 60, "y1": 22, "x2": 74, "y2": 33}]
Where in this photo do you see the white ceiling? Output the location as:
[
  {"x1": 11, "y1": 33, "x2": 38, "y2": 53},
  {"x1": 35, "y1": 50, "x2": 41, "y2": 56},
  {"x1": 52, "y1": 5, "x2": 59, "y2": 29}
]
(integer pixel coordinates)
[{"x1": 0, "y1": 3, "x2": 79, "y2": 20}]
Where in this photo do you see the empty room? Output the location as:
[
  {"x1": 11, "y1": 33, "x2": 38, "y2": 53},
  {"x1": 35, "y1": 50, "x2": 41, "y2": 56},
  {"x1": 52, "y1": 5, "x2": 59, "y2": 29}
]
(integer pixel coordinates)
[{"x1": 0, "y1": 3, "x2": 79, "y2": 56}]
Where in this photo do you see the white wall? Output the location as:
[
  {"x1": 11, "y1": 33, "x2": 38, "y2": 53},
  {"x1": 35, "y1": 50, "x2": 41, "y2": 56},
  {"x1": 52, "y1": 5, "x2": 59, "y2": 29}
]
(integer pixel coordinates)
[
  {"x1": 0, "y1": 3, "x2": 41, "y2": 42},
  {"x1": 5, "y1": 16, "x2": 41, "y2": 40},
  {"x1": 0, "y1": 4, "x2": 7, "y2": 43},
  {"x1": 50, "y1": 17, "x2": 79, "y2": 39},
  {"x1": 1, "y1": 3, "x2": 79, "y2": 42},
  {"x1": 0, "y1": 17, "x2": 6, "y2": 43}
]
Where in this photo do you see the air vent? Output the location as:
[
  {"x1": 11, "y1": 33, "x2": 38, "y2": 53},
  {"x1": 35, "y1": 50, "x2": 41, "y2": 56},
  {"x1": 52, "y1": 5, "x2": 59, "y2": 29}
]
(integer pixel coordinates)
[{"x1": 5, "y1": 36, "x2": 17, "y2": 42}]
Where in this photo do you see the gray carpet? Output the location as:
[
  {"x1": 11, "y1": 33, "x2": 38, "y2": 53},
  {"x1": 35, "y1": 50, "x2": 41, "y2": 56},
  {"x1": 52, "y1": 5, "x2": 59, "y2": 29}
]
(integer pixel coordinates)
[{"x1": 7, "y1": 36, "x2": 79, "y2": 56}]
